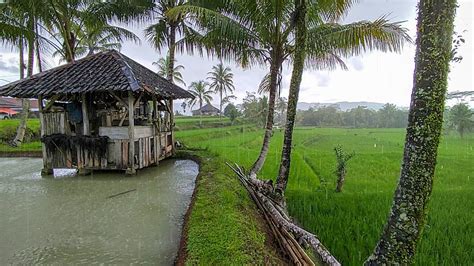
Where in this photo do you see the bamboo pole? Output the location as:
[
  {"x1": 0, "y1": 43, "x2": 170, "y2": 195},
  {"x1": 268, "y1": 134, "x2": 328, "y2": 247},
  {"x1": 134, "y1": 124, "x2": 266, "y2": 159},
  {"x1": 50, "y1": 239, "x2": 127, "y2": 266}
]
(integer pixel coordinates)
[{"x1": 227, "y1": 162, "x2": 340, "y2": 266}]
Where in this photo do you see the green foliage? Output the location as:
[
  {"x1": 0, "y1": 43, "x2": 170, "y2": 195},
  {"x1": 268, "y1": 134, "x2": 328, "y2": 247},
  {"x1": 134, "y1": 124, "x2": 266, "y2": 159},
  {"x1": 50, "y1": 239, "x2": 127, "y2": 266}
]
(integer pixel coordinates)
[
  {"x1": 175, "y1": 126, "x2": 474, "y2": 265},
  {"x1": 152, "y1": 56, "x2": 186, "y2": 86},
  {"x1": 223, "y1": 103, "x2": 240, "y2": 123},
  {"x1": 207, "y1": 63, "x2": 235, "y2": 114},
  {"x1": 144, "y1": 0, "x2": 192, "y2": 54},
  {"x1": 334, "y1": 144, "x2": 355, "y2": 192},
  {"x1": 187, "y1": 80, "x2": 213, "y2": 114},
  {"x1": 334, "y1": 144, "x2": 355, "y2": 176},
  {"x1": 241, "y1": 92, "x2": 268, "y2": 127},
  {"x1": 447, "y1": 103, "x2": 473, "y2": 137},
  {"x1": 0, "y1": 119, "x2": 40, "y2": 143},
  {"x1": 298, "y1": 104, "x2": 408, "y2": 128}
]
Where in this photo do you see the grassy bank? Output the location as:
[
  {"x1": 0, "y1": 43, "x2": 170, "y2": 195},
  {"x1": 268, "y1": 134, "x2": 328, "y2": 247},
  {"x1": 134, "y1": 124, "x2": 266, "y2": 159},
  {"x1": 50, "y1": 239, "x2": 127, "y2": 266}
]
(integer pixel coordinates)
[
  {"x1": 175, "y1": 149, "x2": 285, "y2": 264},
  {"x1": 175, "y1": 127, "x2": 474, "y2": 265},
  {"x1": 0, "y1": 119, "x2": 41, "y2": 153}
]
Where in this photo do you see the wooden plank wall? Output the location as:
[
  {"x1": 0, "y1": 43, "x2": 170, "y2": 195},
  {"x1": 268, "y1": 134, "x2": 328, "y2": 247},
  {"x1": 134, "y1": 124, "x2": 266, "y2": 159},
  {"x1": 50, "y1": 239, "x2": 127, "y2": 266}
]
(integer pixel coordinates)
[
  {"x1": 43, "y1": 112, "x2": 73, "y2": 169},
  {"x1": 44, "y1": 112, "x2": 69, "y2": 135},
  {"x1": 45, "y1": 131, "x2": 170, "y2": 171},
  {"x1": 106, "y1": 136, "x2": 159, "y2": 170}
]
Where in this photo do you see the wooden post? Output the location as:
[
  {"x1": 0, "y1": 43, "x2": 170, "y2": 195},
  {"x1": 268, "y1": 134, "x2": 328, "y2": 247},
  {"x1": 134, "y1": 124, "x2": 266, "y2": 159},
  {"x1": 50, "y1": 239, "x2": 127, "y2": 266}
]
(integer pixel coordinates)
[
  {"x1": 169, "y1": 99, "x2": 175, "y2": 154},
  {"x1": 152, "y1": 98, "x2": 157, "y2": 121},
  {"x1": 126, "y1": 91, "x2": 136, "y2": 175},
  {"x1": 81, "y1": 93, "x2": 90, "y2": 135},
  {"x1": 39, "y1": 96, "x2": 53, "y2": 176},
  {"x1": 79, "y1": 93, "x2": 92, "y2": 175},
  {"x1": 157, "y1": 100, "x2": 162, "y2": 159}
]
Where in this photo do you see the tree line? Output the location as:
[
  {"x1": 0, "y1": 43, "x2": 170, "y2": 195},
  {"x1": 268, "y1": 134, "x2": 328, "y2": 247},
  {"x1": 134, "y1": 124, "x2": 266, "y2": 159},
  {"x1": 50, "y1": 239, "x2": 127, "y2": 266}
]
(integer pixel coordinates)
[{"x1": 297, "y1": 103, "x2": 409, "y2": 128}]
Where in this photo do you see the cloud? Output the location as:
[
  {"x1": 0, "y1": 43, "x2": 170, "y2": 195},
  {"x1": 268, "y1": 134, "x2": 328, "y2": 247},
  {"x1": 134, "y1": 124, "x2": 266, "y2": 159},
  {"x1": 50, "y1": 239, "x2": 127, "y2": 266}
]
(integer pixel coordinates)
[
  {"x1": 349, "y1": 57, "x2": 364, "y2": 71},
  {"x1": 0, "y1": 55, "x2": 19, "y2": 73}
]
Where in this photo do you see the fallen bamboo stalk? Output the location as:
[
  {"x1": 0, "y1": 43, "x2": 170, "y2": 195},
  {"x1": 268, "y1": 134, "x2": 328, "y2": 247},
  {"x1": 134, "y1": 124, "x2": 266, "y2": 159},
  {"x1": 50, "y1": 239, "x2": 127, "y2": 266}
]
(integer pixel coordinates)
[{"x1": 226, "y1": 162, "x2": 341, "y2": 266}]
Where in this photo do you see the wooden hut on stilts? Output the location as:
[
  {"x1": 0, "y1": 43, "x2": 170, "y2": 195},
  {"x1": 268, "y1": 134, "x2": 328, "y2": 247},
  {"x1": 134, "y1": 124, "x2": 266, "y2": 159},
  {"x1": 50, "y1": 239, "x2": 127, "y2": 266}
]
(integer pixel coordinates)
[{"x1": 0, "y1": 50, "x2": 193, "y2": 175}]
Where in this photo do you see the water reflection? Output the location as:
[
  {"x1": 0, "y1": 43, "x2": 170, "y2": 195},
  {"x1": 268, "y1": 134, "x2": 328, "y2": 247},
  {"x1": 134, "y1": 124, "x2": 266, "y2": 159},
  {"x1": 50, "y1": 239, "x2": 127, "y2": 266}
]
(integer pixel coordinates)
[{"x1": 0, "y1": 158, "x2": 198, "y2": 265}]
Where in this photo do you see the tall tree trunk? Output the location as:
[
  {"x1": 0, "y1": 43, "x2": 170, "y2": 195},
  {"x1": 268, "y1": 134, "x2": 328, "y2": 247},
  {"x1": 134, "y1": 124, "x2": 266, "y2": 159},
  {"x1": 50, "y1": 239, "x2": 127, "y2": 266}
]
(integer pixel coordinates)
[
  {"x1": 35, "y1": 22, "x2": 43, "y2": 72},
  {"x1": 65, "y1": 31, "x2": 75, "y2": 63},
  {"x1": 275, "y1": 0, "x2": 307, "y2": 195},
  {"x1": 199, "y1": 100, "x2": 203, "y2": 126},
  {"x1": 219, "y1": 89, "x2": 222, "y2": 118},
  {"x1": 366, "y1": 0, "x2": 456, "y2": 264},
  {"x1": 18, "y1": 40, "x2": 25, "y2": 79},
  {"x1": 12, "y1": 19, "x2": 35, "y2": 147},
  {"x1": 64, "y1": 22, "x2": 76, "y2": 63},
  {"x1": 167, "y1": 25, "x2": 177, "y2": 82},
  {"x1": 250, "y1": 56, "x2": 281, "y2": 177}
]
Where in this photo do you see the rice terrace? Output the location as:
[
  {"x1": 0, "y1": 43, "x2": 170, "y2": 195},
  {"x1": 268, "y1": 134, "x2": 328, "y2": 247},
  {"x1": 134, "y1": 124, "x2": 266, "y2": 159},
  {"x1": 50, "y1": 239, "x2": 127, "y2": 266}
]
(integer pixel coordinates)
[{"x1": 0, "y1": 0, "x2": 473, "y2": 265}]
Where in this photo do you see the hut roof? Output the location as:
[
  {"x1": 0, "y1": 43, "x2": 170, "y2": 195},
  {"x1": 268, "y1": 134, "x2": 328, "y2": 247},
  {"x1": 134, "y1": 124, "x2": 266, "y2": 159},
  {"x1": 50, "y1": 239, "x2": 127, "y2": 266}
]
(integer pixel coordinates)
[
  {"x1": 193, "y1": 103, "x2": 220, "y2": 113},
  {"x1": 0, "y1": 50, "x2": 193, "y2": 99}
]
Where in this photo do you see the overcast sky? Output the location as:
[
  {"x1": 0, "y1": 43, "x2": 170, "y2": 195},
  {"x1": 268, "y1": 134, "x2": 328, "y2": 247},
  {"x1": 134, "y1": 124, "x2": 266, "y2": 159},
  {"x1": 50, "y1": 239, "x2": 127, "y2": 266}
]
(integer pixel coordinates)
[{"x1": 0, "y1": 0, "x2": 472, "y2": 108}]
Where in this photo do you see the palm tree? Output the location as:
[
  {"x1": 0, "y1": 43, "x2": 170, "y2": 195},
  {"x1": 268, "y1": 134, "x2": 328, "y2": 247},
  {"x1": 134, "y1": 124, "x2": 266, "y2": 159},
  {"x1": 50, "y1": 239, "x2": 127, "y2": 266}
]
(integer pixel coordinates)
[
  {"x1": 171, "y1": 0, "x2": 411, "y2": 177},
  {"x1": 366, "y1": 0, "x2": 457, "y2": 263},
  {"x1": 1, "y1": 0, "x2": 149, "y2": 145},
  {"x1": 275, "y1": 0, "x2": 307, "y2": 195},
  {"x1": 0, "y1": 1, "x2": 38, "y2": 147},
  {"x1": 145, "y1": 0, "x2": 200, "y2": 82},
  {"x1": 51, "y1": 23, "x2": 141, "y2": 62},
  {"x1": 39, "y1": 0, "x2": 151, "y2": 63},
  {"x1": 187, "y1": 80, "x2": 213, "y2": 125},
  {"x1": 207, "y1": 63, "x2": 235, "y2": 117},
  {"x1": 152, "y1": 55, "x2": 186, "y2": 86},
  {"x1": 448, "y1": 103, "x2": 473, "y2": 138}
]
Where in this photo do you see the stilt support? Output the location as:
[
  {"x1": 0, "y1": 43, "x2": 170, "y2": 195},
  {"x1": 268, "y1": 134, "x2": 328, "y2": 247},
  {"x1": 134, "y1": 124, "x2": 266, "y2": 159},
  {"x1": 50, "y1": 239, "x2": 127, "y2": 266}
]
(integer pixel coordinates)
[
  {"x1": 78, "y1": 168, "x2": 92, "y2": 176},
  {"x1": 126, "y1": 168, "x2": 136, "y2": 175},
  {"x1": 41, "y1": 168, "x2": 53, "y2": 177}
]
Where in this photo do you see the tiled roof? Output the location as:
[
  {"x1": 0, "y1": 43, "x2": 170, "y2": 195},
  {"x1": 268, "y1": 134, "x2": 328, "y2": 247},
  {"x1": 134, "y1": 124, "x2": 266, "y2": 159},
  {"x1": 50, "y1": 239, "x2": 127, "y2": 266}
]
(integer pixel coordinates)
[
  {"x1": 0, "y1": 50, "x2": 193, "y2": 100},
  {"x1": 193, "y1": 103, "x2": 220, "y2": 112}
]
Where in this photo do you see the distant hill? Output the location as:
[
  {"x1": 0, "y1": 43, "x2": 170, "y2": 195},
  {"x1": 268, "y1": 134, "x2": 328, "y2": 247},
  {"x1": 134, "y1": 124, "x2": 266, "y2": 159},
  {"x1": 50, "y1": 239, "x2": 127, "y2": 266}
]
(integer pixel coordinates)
[{"x1": 297, "y1": 101, "x2": 387, "y2": 111}]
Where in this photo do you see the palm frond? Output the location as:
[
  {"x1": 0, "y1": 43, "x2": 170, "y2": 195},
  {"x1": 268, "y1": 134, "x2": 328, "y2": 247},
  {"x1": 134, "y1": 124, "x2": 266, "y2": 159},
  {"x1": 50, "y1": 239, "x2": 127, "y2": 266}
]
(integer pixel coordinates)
[
  {"x1": 145, "y1": 20, "x2": 168, "y2": 52},
  {"x1": 309, "y1": 16, "x2": 412, "y2": 58}
]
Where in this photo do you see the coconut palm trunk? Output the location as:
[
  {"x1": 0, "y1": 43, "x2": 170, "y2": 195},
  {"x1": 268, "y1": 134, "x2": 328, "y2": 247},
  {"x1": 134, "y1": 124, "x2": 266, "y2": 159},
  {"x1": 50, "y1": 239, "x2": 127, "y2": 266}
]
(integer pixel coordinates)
[
  {"x1": 35, "y1": 22, "x2": 43, "y2": 72},
  {"x1": 11, "y1": 19, "x2": 34, "y2": 147},
  {"x1": 219, "y1": 89, "x2": 223, "y2": 118},
  {"x1": 167, "y1": 25, "x2": 177, "y2": 82},
  {"x1": 199, "y1": 101, "x2": 203, "y2": 126},
  {"x1": 250, "y1": 56, "x2": 281, "y2": 176},
  {"x1": 365, "y1": 0, "x2": 457, "y2": 264},
  {"x1": 275, "y1": 0, "x2": 307, "y2": 195}
]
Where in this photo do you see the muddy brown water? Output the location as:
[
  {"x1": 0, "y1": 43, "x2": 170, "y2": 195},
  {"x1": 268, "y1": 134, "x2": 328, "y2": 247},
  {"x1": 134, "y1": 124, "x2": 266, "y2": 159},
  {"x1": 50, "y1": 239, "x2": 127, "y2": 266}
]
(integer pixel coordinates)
[{"x1": 0, "y1": 158, "x2": 198, "y2": 265}]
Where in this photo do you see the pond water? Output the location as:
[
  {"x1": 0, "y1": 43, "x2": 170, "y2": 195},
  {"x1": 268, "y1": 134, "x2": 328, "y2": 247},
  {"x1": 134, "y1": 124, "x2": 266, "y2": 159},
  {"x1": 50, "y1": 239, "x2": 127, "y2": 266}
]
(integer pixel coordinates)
[{"x1": 0, "y1": 158, "x2": 198, "y2": 265}]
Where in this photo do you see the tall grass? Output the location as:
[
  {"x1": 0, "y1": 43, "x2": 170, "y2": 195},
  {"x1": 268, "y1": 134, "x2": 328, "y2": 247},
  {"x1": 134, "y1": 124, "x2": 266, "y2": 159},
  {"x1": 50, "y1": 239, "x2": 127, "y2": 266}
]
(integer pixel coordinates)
[{"x1": 176, "y1": 127, "x2": 474, "y2": 265}]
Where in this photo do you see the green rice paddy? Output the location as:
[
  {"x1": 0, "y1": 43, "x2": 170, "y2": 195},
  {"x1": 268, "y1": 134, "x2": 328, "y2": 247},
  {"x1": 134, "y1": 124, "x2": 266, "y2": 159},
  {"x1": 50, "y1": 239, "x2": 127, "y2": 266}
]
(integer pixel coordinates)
[{"x1": 176, "y1": 126, "x2": 474, "y2": 265}]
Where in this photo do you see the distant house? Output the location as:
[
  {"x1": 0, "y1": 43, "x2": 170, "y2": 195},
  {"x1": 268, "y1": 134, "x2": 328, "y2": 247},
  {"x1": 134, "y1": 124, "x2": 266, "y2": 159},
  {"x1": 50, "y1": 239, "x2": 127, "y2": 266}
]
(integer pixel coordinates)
[
  {"x1": 192, "y1": 103, "x2": 220, "y2": 116},
  {"x1": 0, "y1": 97, "x2": 39, "y2": 119}
]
